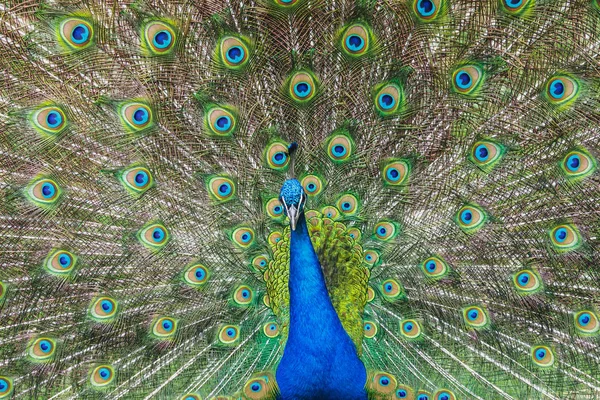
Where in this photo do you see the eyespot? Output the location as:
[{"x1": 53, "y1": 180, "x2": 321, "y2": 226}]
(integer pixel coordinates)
[
  {"x1": 274, "y1": 0, "x2": 299, "y2": 5},
  {"x1": 143, "y1": 21, "x2": 176, "y2": 55},
  {"x1": 251, "y1": 255, "x2": 269, "y2": 271},
  {"x1": 531, "y1": 345, "x2": 555, "y2": 367},
  {"x1": 206, "y1": 176, "x2": 236, "y2": 202},
  {"x1": 417, "y1": 392, "x2": 431, "y2": 400},
  {"x1": 434, "y1": 390, "x2": 456, "y2": 400},
  {"x1": 364, "y1": 250, "x2": 381, "y2": 267},
  {"x1": 265, "y1": 141, "x2": 290, "y2": 170},
  {"x1": 370, "y1": 372, "x2": 397, "y2": 395},
  {"x1": 287, "y1": 71, "x2": 318, "y2": 103},
  {"x1": 512, "y1": 269, "x2": 542, "y2": 294},
  {"x1": 326, "y1": 133, "x2": 354, "y2": 163},
  {"x1": 561, "y1": 149, "x2": 596, "y2": 180},
  {"x1": 233, "y1": 285, "x2": 254, "y2": 306},
  {"x1": 321, "y1": 206, "x2": 340, "y2": 220},
  {"x1": 31, "y1": 106, "x2": 67, "y2": 135},
  {"x1": 243, "y1": 375, "x2": 275, "y2": 399},
  {"x1": 28, "y1": 337, "x2": 56, "y2": 362},
  {"x1": 152, "y1": 317, "x2": 177, "y2": 339},
  {"x1": 180, "y1": 395, "x2": 201, "y2": 400},
  {"x1": 364, "y1": 320, "x2": 378, "y2": 339},
  {"x1": 89, "y1": 296, "x2": 118, "y2": 322},
  {"x1": 231, "y1": 227, "x2": 255, "y2": 249},
  {"x1": 549, "y1": 224, "x2": 581, "y2": 252},
  {"x1": 574, "y1": 310, "x2": 599, "y2": 335},
  {"x1": 396, "y1": 385, "x2": 414, "y2": 399},
  {"x1": 502, "y1": 0, "x2": 533, "y2": 14},
  {"x1": 456, "y1": 204, "x2": 487, "y2": 233},
  {"x1": 374, "y1": 83, "x2": 404, "y2": 116},
  {"x1": 120, "y1": 166, "x2": 154, "y2": 194},
  {"x1": 59, "y1": 18, "x2": 93, "y2": 50},
  {"x1": 268, "y1": 231, "x2": 283, "y2": 247},
  {"x1": 400, "y1": 319, "x2": 422, "y2": 340},
  {"x1": 381, "y1": 279, "x2": 404, "y2": 301},
  {"x1": 452, "y1": 65, "x2": 484, "y2": 95},
  {"x1": 301, "y1": 175, "x2": 324, "y2": 196},
  {"x1": 382, "y1": 159, "x2": 410, "y2": 186},
  {"x1": 469, "y1": 140, "x2": 505, "y2": 170},
  {"x1": 544, "y1": 75, "x2": 579, "y2": 106},
  {"x1": 263, "y1": 322, "x2": 280, "y2": 338},
  {"x1": 219, "y1": 36, "x2": 250, "y2": 70},
  {"x1": 0, "y1": 376, "x2": 13, "y2": 397},
  {"x1": 138, "y1": 223, "x2": 170, "y2": 250},
  {"x1": 27, "y1": 178, "x2": 62, "y2": 206},
  {"x1": 183, "y1": 264, "x2": 210, "y2": 287},
  {"x1": 413, "y1": 0, "x2": 443, "y2": 21},
  {"x1": 421, "y1": 256, "x2": 449, "y2": 279},
  {"x1": 206, "y1": 106, "x2": 237, "y2": 137},
  {"x1": 90, "y1": 365, "x2": 115, "y2": 387},
  {"x1": 119, "y1": 102, "x2": 153, "y2": 132},
  {"x1": 374, "y1": 221, "x2": 398, "y2": 241},
  {"x1": 336, "y1": 194, "x2": 359, "y2": 217},
  {"x1": 341, "y1": 23, "x2": 371, "y2": 57},
  {"x1": 218, "y1": 325, "x2": 240, "y2": 345},
  {"x1": 44, "y1": 249, "x2": 77, "y2": 277},
  {"x1": 347, "y1": 227, "x2": 361, "y2": 241},
  {"x1": 367, "y1": 286, "x2": 376, "y2": 302},
  {"x1": 264, "y1": 198, "x2": 284, "y2": 220},
  {"x1": 462, "y1": 305, "x2": 489, "y2": 329}
]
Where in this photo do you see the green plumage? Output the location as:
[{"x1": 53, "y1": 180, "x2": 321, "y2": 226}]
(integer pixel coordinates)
[{"x1": 1, "y1": 0, "x2": 600, "y2": 399}]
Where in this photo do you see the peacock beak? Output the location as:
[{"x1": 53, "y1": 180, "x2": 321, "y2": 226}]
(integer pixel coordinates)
[{"x1": 287, "y1": 205, "x2": 300, "y2": 231}]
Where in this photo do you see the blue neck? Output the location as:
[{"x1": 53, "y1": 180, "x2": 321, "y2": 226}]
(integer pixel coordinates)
[{"x1": 275, "y1": 213, "x2": 367, "y2": 399}]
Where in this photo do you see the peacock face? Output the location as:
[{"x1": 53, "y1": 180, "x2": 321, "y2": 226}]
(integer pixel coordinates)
[{"x1": 279, "y1": 179, "x2": 306, "y2": 231}]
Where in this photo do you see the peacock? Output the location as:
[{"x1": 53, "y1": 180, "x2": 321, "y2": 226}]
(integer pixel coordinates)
[{"x1": 1, "y1": 0, "x2": 600, "y2": 398}]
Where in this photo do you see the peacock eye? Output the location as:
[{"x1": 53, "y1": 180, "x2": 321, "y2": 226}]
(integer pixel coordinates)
[
  {"x1": 90, "y1": 365, "x2": 115, "y2": 387},
  {"x1": 413, "y1": 0, "x2": 443, "y2": 21},
  {"x1": 233, "y1": 285, "x2": 254, "y2": 306},
  {"x1": 206, "y1": 176, "x2": 236, "y2": 202},
  {"x1": 531, "y1": 345, "x2": 555, "y2": 367},
  {"x1": 120, "y1": 166, "x2": 154, "y2": 194},
  {"x1": 206, "y1": 106, "x2": 237, "y2": 137},
  {"x1": 252, "y1": 255, "x2": 269, "y2": 271},
  {"x1": 374, "y1": 221, "x2": 399, "y2": 241},
  {"x1": 469, "y1": 140, "x2": 505, "y2": 170},
  {"x1": 501, "y1": 0, "x2": 533, "y2": 14},
  {"x1": 219, "y1": 36, "x2": 251, "y2": 69},
  {"x1": 456, "y1": 204, "x2": 487, "y2": 233},
  {"x1": 183, "y1": 264, "x2": 209, "y2": 287},
  {"x1": 263, "y1": 321, "x2": 280, "y2": 338},
  {"x1": 28, "y1": 337, "x2": 56, "y2": 362},
  {"x1": 396, "y1": 385, "x2": 414, "y2": 399},
  {"x1": 434, "y1": 390, "x2": 456, "y2": 400},
  {"x1": 243, "y1": 375, "x2": 273, "y2": 398},
  {"x1": 181, "y1": 394, "x2": 201, "y2": 400},
  {"x1": 363, "y1": 249, "x2": 381, "y2": 267},
  {"x1": 321, "y1": 205, "x2": 340, "y2": 220},
  {"x1": 560, "y1": 149, "x2": 596, "y2": 180},
  {"x1": 266, "y1": 198, "x2": 284, "y2": 219},
  {"x1": 382, "y1": 159, "x2": 410, "y2": 186},
  {"x1": 231, "y1": 227, "x2": 255, "y2": 249},
  {"x1": 400, "y1": 319, "x2": 422, "y2": 340},
  {"x1": 451, "y1": 65, "x2": 484, "y2": 95},
  {"x1": 138, "y1": 223, "x2": 170, "y2": 250},
  {"x1": 374, "y1": 83, "x2": 404, "y2": 116},
  {"x1": 265, "y1": 141, "x2": 290, "y2": 170},
  {"x1": 336, "y1": 194, "x2": 359, "y2": 217},
  {"x1": 462, "y1": 305, "x2": 489, "y2": 329},
  {"x1": 151, "y1": 317, "x2": 177, "y2": 339},
  {"x1": 574, "y1": 310, "x2": 599, "y2": 335},
  {"x1": 301, "y1": 175, "x2": 324, "y2": 196},
  {"x1": 32, "y1": 106, "x2": 67, "y2": 135},
  {"x1": 381, "y1": 279, "x2": 404, "y2": 301},
  {"x1": 0, "y1": 376, "x2": 13, "y2": 397},
  {"x1": 89, "y1": 296, "x2": 118, "y2": 322},
  {"x1": 370, "y1": 372, "x2": 397, "y2": 395},
  {"x1": 363, "y1": 320, "x2": 378, "y2": 338},
  {"x1": 287, "y1": 71, "x2": 318, "y2": 103},
  {"x1": 45, "y1": 249, "x2": 77, "y2": 277},
  {"x1": 421, "y1": 256, "x2": 449, "y2": 279},
  {"x1": 59, "y1": 18, "x2": 93, "y2": 50},
  {"x1": 513, "y1": 269, "x2": 542, "y2": 294},
  {"x1": 119, "y1": 102, "x2": 153, "y2": 132},
  {"x1": 544, "y1": 75, "x2": 579, "y2": 106},
  {"x1": 341, "y1": 23, "x2": 371, "y2": 57},
  {"x1": 549, "y1": 224, "x2": 581, "y2": 252},
  {"x1": 27, "y1": 178, "x2": 62, "y2": 206},
  {"x1": 143, "y1": 21, "x2": 176, "y2": 55},
  {"x1": 417, "y1": 393, "x2": 431, "y2": 400},
  {"x1": 218, "y1": 324, "x2": 240, "y2": 345}
]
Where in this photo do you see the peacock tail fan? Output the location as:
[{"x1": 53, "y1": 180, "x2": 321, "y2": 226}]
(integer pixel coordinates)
[{"x1": 0, "y1": 0, "x2": 599, "y2": 399}]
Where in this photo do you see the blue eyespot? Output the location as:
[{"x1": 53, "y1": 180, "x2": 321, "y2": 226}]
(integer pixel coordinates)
[
  {"x1": 378, "y1": 227, "x2": 387, "y2": 235},
  {"x1": 226, "y1": 328, "x2": 235, "y2": 337},
  {"x1": 579, "y1": 312, "x2": 591, "y2": 326},
  {"x1": 418, "y1": 395, "x2": 430, "y2": 400},
  {"x1": 341, "y1": 202, "x2": 351, "y2": 210},
  {"x1": 153, "y1": 30, "x2": 172, "y2": 49},
  {"x1": 251, "y1": 382, "x2": 262, "y2": 392},
  {"x1": 272, "y1": 152, "x2": 287, "y2": 166},
  {"x1": 455, "y1": 72, "x2": 472, "y2": 89},
  {"x1": 404, "y1": 322, "x2": 413, "y2": 331},
  {"x1": 59, "y1": 254, "x2": 71, "y2": 268},
  {"x1": 260, "y1": 260, "x2": 267, "y2": 267},
  {"x1": 294, "y1": 82, "x2": 311, "y2": 98},
  {"x1": 98, "y1": 367, "x2": 111, "y2": 380},
  {"x1": 468, "y1": 310, "x2": 479, "y2": 320},
  {"x1": 460, "y1": 210, "x2": 473, "y2": 224},
  {"x1": 306, "y1": 183, "x2": 316, "y2": 192},
  {"x1": 439, "y1": 393, "x2": 451, "y2": 400},
  {"x1": 71, "y1": 24, "x2": 90, "y2": 44},
  {"x1": 518, "y1": 272, "x2": 530, "y2": 284},
  {"x1": 475, "y1": 144, "x2": 489, "y2": 161},
  {"x1": 226, "y1": 46, "x2": 245, "y2": 64},
  {"x1": 241, "y1": 233, "x2": 251, "y2": 243},
  {"x1": 100, "y1": 300, "x2": 113, "y2": 313},
  {"x1": 554, "y1": 227, "x2": 567, "y2": 243},
  {"x1": 218, "y1": 183, "x2": 232, "y2": 196},
  {"x1": 195, "y1": 268, "x2": 205, "y2": 279},
  {"x1": 39, "y1": 340, "x2": 52, "y2": 353},
  {"x1": 549, "y1": 79, "x2": 565, "y2": 99},
  {"x1": 378, "y1": 93, "x2": 395, "y2": 110},
  {"x1": 41, "y1": 182, "x2": 56, "y2": 198},
  {"x1": 535, "y1": 349, "x2": 546, "y2": 360},
  {"x1": 345, "y1": 34, "x2": 364, "y2": 52},
  {"x1": 332, "y1": 144, "x2": 347, "y2": 157},
  {"x1": 417, "y1": 0, "x2": 436, "y2": 16},
  {"x1": 365, "y1": 323, "x2": 372, "y2": 331},
  {"x1": 215, "y1": 116, "x2": 231, "y2": 131},
  {"x1": 505, "y1": 0, "x2": 523, "y2": 7},
  {"x1": 385, "y1": 283, "x2": 393, "y2": 292},
  {"x1": 397, "y1": 390, "x2": 408, "y2": 398},
  {"x1": 152, "y1": 228, "x2": 165, "y2": 242},
  {"x1": 0, "y1": 379, "x2": 8, "y2": 391},
  {"x1": 134, "y1": 171, "x2": 149, "y2": 187},
  {"x1": 366, "y1": 254, "x2": 373, "y2": 261},
  {"x1": 426, "y1": 261, "x2": 436, "y2": 271},
  {"x1": 386, "y1": 167, "x2": 400, "y2": 182},
  {"x1": 273, "y1": 206, "x2": 282, "y2": 214},
  {"x1": 46, "y1": 111, "x2": 63, "y2": 128},
  {"x1": 379, "y1": 376, "x2": 390, "y2": 386},
  {"x1": 269, "y1": 324, "x2": 277, "y2": 331},
  {"x1": 566, "y1": 155, "x2": 580, "y2": 171},
  {"x1": 162, "y1": 320, "x2": 173, "y2": 331},
  {"x1": 132, "y1": 108, "x2": 149, "y2": 125},
  {"x1": 241, "y1": 289, "x2": 250, "y2": 298}
]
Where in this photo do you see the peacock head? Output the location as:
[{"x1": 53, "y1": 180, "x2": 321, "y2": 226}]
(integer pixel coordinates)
[{"x1": 279, "y1": 179, "x2": 306, "y2": 231}]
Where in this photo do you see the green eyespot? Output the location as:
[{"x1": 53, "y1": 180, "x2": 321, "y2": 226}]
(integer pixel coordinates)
[
  {"x1": 501, "y1": 0, "x2": 534, "y2": 15},
  {"x1": 265, "y1": 141, "x2": 291, "y2": 171},
  {"x1": 26, "y1": 177, "x2": 62, "y2": 207},
  {"x1": 543, "y1": 74, "x2": 580, "y2": 107},
  {"x1": 251, "y1": 255, "x2": 270, "y2": 272},
  {"x1": 336, "y1": 193, "x2": 360, "y2": 217},
  {"x1": 28, "y1": 337, "x2": 57, "y2": 363},
  {"x1": 265, "y1": 198, "x2": 285, "y2": 220},
  {"x1": 574, "y1": 310, "x2": 599, "y2": 336},
  {"x1": 119, "y1": 101, "x2": 153, "y2": 133},
  {"x1": 205, "y1": 105, "x2": 238, "y2": 137},
  {"x1": 58, "y1": 17, "x2": 94, "y2": 50},
  {"x1": 218, "y1": 324, "x2": 240, "y2": 345},
  {"x1": 374, "y1": 221, "x2": 399, "y2": 241},
  {"x1": 363, "y1": 320, "x2": 378, "y2": 339},
  {"x1": 382, "y1": 159, "x2": 411, "y2": 186},
  {"x1": 396, "y1": 385, "x2": 414, "y2": 400},
  {"x1": 369, "y1": 372, "x2": 397, "y2": 395},
  {"x1": 455, "y1": 204, "x2": 487, "y2": 233},
  {"x1": 90, "y1": 364, "x2": 115, "y2": 388},
  {"x1": 531, "y1": 345, "x2": 555, "y2": 367},
  {"x1": 462, "y1": 305, "x2": 490, "y2": 329},
  {"x1": 326, "y1": 131, "x2": 354, "y2": 163},
  {"x1": 412, "y1": 0, "x2": 445, "y2": 22},
  {"x1": 0, "y1": 376, "x2": 13, "y2": 398},
  {"x1": 217, "y1": 35, "x2": 252, "y2": 70},
  {"x1": 142, "y1": 20, "x2": 177, "y2": 55},
  {"x1": 263, "y1": 321, "x2": 280, "y2": 338},
  {"x1": 549, "y1": 224, "x2": 581, "y2": 253},
  {"x1": 400, "y1": 319, "x2": 422, "y2": 340},
  {"x1": 381, "y1": 279, "x2": 405, "y2": 301},
  {"x1": 180, "y1": 394, "x2": 201, "y2": 400},
  {"x1": 347, "y1": 227, "x2": 361, "y2": 241},
  {"x1": 44, "y1": 249, "x2": 77, "y2": 277},
  {"x1": 118, "y1": 165, "x2": 154, "y2": 195},
  {"x1": 233, "y1": 285, "x2": 254, "y2": 306},
  {"x1": 301, "y1": 174, "x2": 325, "y2": 196},
  {"x1": 137, "y1": 222, "x2": 170, "y2": 250},
  {"x1": 89, "y1": 296, "x2": 118, "y2": 322},
  {"x1": 31, "y1": 106, "x2": 67, "y2": 136},
  {"x1": 340, "y1": 22, "x2": 373, "y2": 58},
  {"x1": 206, "y1": 175, "x2": 236, "y2": 203},
  {"x1": 421, "y1": 256, "x2": 449, "y2": 280},
  {"x1": 364, "y1": 249, "x2": 381, "y2": 267},
  {"x1": 231, "y1": 227, "x2": 255, "y2": 249},
  {"x1": 151, "y1": 317, "x2": 178, "y2": 339},
  {"x1": 560, "y1": 148, "x2": 596, "y2": 180},
  {"x1": 512, "y1": 269, "x2": 543, "y2": 294},
  {"x1": 374, "y1": 82, "x2": 404, "y2": 116},
  {"x1": 451, "y1": 64, "x2": 485, "y2": 96},
  {"x1": 434, "y1": 389, "x2": 457, "y2": 400},
  {"x1": 286, "y1": 70, "x2": 319, "y2": 104},
  {"x1": 468, "y1": 140, "x2": 506, "y2": 171},
  {"x1": 183, "y1": 264, "x2": 210, "y2": 287}
]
